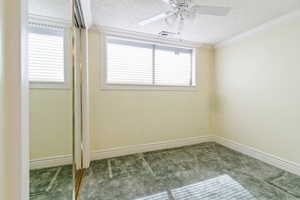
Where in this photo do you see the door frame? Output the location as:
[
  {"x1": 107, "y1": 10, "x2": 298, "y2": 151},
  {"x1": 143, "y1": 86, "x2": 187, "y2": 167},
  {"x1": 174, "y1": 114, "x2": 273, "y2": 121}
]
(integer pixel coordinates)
[{"x1": 3, "y1": 0, "x2": 29, "y2": 199}]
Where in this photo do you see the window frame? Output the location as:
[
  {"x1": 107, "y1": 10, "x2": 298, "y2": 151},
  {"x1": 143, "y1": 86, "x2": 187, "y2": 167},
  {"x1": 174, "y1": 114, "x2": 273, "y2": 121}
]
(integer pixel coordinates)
[
  {"x1": 28, "y1": 23, "x2": 72, "y2": 89},
  {"x1": 101, "y1": 34, "x2": 197, "y2": 91}
]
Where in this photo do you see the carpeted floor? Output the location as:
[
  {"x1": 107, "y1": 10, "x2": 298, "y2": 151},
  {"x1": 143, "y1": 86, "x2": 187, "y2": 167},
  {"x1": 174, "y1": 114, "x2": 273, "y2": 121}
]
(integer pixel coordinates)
[{"x1": 30, "y1": 142, "x2": 300, "y2": 200}]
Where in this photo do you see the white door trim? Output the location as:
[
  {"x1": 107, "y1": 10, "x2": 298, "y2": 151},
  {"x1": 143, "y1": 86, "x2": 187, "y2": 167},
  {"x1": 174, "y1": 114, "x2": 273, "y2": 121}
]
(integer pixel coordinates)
[{"x1": 3, "y1": 0, "x2": 29, "y2": 199}]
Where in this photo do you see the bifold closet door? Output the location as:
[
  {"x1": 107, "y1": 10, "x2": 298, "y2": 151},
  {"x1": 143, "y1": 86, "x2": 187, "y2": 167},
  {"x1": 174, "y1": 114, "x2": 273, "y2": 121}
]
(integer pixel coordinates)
[
  {"x1": 80, "y1": 28, "x2": 90, "y2": 169},
  {"x1": 73, "y1": 27, "x2": 90, "y2": 170},
  {"x1": 72, "y1": 2, "x2": 90, "y2": 198},
  {"x1": 28, "y1": 0, "x2": 74, "y2": 199}
]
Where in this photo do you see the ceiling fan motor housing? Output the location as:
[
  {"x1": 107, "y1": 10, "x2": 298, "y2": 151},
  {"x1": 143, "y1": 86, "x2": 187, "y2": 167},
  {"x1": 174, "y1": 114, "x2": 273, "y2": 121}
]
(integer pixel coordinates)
[{"x1": 172, "y1": 0, "x2": 191, "y2": 8}]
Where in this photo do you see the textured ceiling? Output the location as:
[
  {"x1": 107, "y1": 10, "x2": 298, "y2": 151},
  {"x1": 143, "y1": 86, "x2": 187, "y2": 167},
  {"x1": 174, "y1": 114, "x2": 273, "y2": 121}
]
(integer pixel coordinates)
[
  {"x1": 28, "y1": 0, "x2": 71, "y2": 20},
  {"x1": 90, "y1": 0, "x2": 300, "y2": 44}
]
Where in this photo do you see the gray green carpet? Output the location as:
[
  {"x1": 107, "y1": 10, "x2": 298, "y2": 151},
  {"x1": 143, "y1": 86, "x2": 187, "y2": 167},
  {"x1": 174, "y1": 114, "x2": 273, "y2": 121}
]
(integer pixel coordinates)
[{"x1": 30, "y1": 142, "x2": 300, "y2": 200}]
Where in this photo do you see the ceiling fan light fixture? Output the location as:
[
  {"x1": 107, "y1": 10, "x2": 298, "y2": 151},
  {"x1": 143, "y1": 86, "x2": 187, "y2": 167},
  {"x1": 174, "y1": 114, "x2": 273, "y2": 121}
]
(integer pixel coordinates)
[{"x1": 138, "y1": 0, "x2": 232, "y2": 31}]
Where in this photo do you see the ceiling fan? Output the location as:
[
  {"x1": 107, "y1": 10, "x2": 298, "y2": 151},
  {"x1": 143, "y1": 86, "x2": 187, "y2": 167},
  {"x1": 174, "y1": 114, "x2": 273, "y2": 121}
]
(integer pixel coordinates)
[{"x1": 139, "y1": 0, "x2": 231, "y2": 32}]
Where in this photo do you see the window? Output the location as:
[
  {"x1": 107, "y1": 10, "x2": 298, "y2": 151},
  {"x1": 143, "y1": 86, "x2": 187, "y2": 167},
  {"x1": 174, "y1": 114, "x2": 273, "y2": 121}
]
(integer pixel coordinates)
[
  {"x1": 105, "y1": 36, "x2": 195, "y2": 89},
  {"x1": 28, "y1": 23, "x2": 67, "y2": 87},
  {"x1": 107, "y1": 39, "x2": 153, "y2": 85}
]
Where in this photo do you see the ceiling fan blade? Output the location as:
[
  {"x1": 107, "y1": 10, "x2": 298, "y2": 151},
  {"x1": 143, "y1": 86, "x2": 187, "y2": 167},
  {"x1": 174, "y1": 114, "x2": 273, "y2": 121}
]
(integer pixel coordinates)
[
  {"x1": 191, "y1": 5, "x2": 231, "y2": 16},
  {"x1": 139, "y1": 11, "x2": 175, "y2": 26},
  {"x1": 160, "y1": 0, "x2": 170, "y2": 4}
]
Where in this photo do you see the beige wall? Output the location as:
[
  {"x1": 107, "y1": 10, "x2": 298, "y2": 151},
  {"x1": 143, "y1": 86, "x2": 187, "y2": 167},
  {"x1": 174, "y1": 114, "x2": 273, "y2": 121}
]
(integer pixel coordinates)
[
  {"x1": 30, "y1": 89, "x2": 72, "y2": 160},
  {"x1": 88, "y1": 30, "x2": 214, "y2": 151},
  {"x1": 27, "y1": 12, "x2": 300, "y2": 169},
  {"x1": 214, "y1": 15, "x2": 300, "y2": 164},
  {"x1": 30, "y1": 14, "x2": 300, "y2": 168},
  {"x1": 30, "y1": 30, "x2": 214, "y2": 159},
  {"x1": 0, "y1": 0, "x2": 6, "y2": 198}
]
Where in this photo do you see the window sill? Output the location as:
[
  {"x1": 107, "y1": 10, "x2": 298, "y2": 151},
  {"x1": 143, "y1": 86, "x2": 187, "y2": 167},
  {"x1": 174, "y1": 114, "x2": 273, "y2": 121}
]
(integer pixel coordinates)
[
  {"x1": 101, "y1": 84, "x2": 197, "y2": 91},
  {"x1": 30, "y1": 82, "x2": 71, "y2": 89}
]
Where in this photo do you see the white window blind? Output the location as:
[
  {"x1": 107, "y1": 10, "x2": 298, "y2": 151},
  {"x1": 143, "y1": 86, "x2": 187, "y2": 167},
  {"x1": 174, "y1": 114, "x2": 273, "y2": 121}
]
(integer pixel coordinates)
[
  {"x1": 155, "y1": 46, "x2": 193, "y2": 86},
  {"x1": 107, "y1": 40, "x2": 153, "y2": 85},
  {"x1": 106, "y1": 37, "x2": 195, "y2": 87},
  {"x1": 28, "y1": 24, "x2": 65, "y2": 83}
]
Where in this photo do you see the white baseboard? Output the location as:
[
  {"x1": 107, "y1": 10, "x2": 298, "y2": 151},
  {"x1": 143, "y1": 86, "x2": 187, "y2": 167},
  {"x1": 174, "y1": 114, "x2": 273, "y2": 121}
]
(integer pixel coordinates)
[
  {"x1": 30, "y1": 136, "x2": 214, "y2": 169},
  {"x1": 30, "y1": 135, "x2": 300, "y2": 177},
  {"x1": 30, "y1": 154, "x2": 72, "y2": 170},
  {"x1": 91, "y1": 135, "x2": 215, "y2": 160},
  {"x1": 215, "y1": 136, "x2": 300, "y2": 176}
]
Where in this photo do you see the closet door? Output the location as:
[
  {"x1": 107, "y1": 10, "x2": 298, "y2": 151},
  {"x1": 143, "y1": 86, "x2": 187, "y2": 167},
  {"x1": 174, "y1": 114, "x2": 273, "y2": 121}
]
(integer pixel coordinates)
[
  {"x1": 72, "y1": 1, "x2": 91, "y2": 199},
  {"x1": 28, "y1": 0, "x2": 73, "y2": 199},
  {"x1": 73, "y1": 27, "x2": 90, "y2": 170}
]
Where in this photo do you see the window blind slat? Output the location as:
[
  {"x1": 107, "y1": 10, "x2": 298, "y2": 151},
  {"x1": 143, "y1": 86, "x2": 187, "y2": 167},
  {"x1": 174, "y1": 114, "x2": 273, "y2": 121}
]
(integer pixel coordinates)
[
  {"x1": 107, "y1": 42, "x2": 153, "y2": 85},
  {"x1": 28, "y1": 25, "x2": 65, "y2": 83},
  {"x1": 106, "y1": 37, "x2": 194, "y2": 87}
]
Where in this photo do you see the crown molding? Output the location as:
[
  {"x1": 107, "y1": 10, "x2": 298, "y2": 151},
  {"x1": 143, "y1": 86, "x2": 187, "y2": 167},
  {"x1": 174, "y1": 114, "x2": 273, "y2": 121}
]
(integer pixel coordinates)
[
  {"x1": 90, "y1": 25, "x2": 214, "y2": 49},
  {"x1": 215, "y1": 8, "x2": 300, "y2": 48}
]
